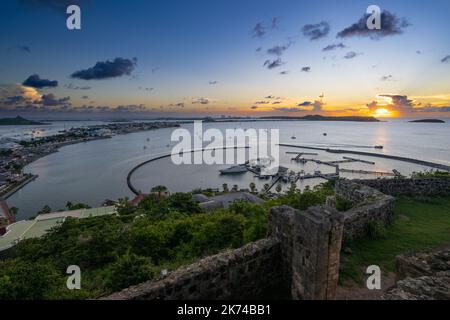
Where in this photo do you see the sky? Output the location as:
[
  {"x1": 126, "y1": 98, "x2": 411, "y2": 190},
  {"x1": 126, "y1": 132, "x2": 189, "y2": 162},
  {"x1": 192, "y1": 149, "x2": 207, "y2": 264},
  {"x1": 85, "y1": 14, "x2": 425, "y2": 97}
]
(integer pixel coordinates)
[{"x1": 1, "y1": 0, "x2": 450, "y2": 119}]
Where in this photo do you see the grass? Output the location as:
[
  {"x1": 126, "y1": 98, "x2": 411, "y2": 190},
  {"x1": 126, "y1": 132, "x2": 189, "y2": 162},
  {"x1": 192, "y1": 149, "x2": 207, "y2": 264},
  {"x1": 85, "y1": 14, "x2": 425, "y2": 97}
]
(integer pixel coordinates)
[{"x1": 339, "y1": 196, "x2": 450, "y2": 283}]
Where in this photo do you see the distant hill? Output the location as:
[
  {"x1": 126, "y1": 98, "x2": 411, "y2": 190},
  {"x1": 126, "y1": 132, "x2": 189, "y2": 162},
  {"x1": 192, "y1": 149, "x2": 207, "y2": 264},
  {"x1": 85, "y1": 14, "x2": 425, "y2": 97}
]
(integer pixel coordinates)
[
  {"x1": 0, "y1": 116, "x2": 46, "y2": 125},
  {"x1": 409, "y1": 119, "x2": 445, "y2": 123},
  {"x1": 259, "y1": 115, "x2": 380, "y2": 122}
]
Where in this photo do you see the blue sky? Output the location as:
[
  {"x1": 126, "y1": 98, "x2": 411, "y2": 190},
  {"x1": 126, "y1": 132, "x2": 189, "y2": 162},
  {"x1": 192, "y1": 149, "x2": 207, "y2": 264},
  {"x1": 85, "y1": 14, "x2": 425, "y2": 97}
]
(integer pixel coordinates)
[{"x1": 1, "y1": 0, "x2": 450, "y2": 118}]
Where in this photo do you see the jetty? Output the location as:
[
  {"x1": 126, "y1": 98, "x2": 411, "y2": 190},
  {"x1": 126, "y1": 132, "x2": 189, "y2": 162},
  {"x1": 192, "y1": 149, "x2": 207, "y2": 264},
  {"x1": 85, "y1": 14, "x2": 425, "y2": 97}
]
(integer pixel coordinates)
[{"x1": 280, "y1": 144, "x2": 450, "y2": 172}]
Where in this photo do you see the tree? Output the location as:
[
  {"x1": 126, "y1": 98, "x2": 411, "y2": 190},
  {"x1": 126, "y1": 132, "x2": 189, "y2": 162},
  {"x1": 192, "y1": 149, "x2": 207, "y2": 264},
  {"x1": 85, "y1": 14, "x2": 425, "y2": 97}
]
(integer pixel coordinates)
[
  {"x1": 275, "y1": 183, "x2": 282, "y2": 194},
  {"x1": 232, "y1": 184, "x2": 239, "y2": 192},
  {"x1": 151, "y1": 185, "x2": 168, "y2": 198},
  {"x1": 39, "y1": 205, "x2": 52, "y2": 215},
  {"x1": 249, "y1": 182, "x2": 256, "y2": 193},
  {"x1": 115, "y1": 197, "x2": 135, "y2": 216},
  {"x1": 263, "y1": 183, "x2": 270, "y2": 192},
  {"x1": 222, "y1": 183, "x2": 229, "y2": 193}
]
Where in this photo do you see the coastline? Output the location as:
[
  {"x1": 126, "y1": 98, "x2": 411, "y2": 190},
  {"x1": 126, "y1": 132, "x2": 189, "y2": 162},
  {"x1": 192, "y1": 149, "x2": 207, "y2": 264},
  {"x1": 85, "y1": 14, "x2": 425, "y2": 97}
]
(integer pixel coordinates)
[{"x1": 1, "y1": 123, "x2": 181, "y2": 199}]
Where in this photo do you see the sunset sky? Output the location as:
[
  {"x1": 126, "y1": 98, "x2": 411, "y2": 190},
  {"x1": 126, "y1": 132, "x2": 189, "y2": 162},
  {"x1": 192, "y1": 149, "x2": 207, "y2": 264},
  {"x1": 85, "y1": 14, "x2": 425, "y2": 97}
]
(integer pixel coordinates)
[{"x1": 1, "y1": 0, "x2": 450, "y2": 118}]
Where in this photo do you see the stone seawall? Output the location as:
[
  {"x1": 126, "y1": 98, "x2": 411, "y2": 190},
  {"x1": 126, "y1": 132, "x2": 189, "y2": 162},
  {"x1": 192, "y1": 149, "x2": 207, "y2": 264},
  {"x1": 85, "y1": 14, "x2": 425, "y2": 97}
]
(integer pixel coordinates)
[
  {"x1": 335, "y1": 180, "x2": 395, "y2": 242},
  {"x1": 355, "y1": 177, "x2": 450, "y2": 197},
  {"x1": 104, "y1": 238, "x2": 287, "y2": 300}
]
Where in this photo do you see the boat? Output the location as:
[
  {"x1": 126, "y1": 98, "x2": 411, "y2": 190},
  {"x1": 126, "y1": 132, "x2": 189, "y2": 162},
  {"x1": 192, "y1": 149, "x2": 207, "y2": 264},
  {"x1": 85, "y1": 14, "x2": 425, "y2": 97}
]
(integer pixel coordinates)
[
  {"x1": 323, "y1": 133, "x2": 327, "y2": 136},
  {"x1": 291, "y1": 134, "x2": 296, "y2": 140},
  {"x1": 374, "y1": 145, "x2": 384, "y2": 149},
  {"x1": 219, "y1": 165, "x2": 247, "y2": 175}
]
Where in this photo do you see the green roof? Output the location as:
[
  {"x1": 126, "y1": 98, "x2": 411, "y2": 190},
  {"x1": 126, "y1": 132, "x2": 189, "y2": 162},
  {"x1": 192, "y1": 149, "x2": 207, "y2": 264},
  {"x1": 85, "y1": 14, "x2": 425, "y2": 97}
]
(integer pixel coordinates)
[{"x1": 0, "y1": 206, "x2": 116, "y2": 251}]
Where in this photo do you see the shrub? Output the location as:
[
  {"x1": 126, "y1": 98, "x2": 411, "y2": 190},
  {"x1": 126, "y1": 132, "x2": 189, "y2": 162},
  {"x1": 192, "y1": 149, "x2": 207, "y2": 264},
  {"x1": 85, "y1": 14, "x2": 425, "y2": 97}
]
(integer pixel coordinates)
[{"x1": 365, "y1": 220, "x2": 387, "y2": 240}]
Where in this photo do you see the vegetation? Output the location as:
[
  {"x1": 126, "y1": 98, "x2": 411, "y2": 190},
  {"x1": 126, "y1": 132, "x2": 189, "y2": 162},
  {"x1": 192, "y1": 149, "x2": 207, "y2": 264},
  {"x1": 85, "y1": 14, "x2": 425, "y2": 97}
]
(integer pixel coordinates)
[
  {"x1": 0, "y1": 191, "x2": 268, "y2": 299},
  {"x1": 340, "y1": 196, "x2": 450, "y2": 283},
  {"x1": 411, "y1": 170, "x2": 450, "y2": 178}
]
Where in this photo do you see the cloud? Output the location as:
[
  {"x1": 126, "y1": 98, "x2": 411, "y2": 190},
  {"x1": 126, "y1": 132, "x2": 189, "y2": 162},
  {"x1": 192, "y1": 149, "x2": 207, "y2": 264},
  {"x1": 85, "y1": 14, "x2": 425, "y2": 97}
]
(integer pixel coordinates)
[
  {"x1": 273, "y1": 107, "x2": 308, "y2": 113},
  {"x1": 272, "y1": 101, "x2": 282, "y2": 105},
  {"x1": 267, "y1": 43, "x2": 291, "y2": 56},
  {"x1": 71, "y1": 57, "x2": 137, "y2": 80},
  {"x1": 250, "y1": 106, "x2": 258, "y2": 110},
  {"x1": 209, "y1": 80, "x2": 218, "y2": 85},
  {"x1": 322, "y1": 43, "x2": 346, "y2": 51},
  {"x1": 381, "y1": 75, "x2": 394, "y2": 81},
  {"x1": 265, "y1": 95, "x2": 275, "y2": 99},
  {"x1": 441, "y1": 55, "x2": 450, "y2": 63},
  {"x1": 302, "y1": 21, "x2": 330, "y2": 40},
  {"x1": 39, "y1": 93, "x2": 70, "y2": 107},
  {"x1": 263, "y1": 58, "x2": 284, "y2": 69},
  {"x1": 298, "y1": 101, "x2": 313, "y2": 107},
  {"x1": 23, "y1": 74, "x2": 58, "y2": 88},
  {"x1": 419, "y1": 105, "x2": 450, "y2": 112},
  {"x1": 138, "y1": 87, "x2": 154, "y2": 92},
  {"x1": 279, "y1": 71, "x2": 289, "y2": 75},
  {"x1": 82, "y1": 96, "x2": 89, "y2": 99},
  {"x1": 252, "y1": 23, "x2": 266, "y2": 38},
  {"x1": 192, "y1": 97, "x2": 209, "y2": 105},
  {"x1": 254, "y1": 101, "x2": 269, "y2": 105},
  {"x1": 65, "y1": 83, "x2": 91, "y2": 90},
  {"x1": 271, "y1": 17, "x2": 280, "y2": 29},
  {"x1": 9, "y1": 45, "x2": 31, "y2": 53},
  {"x1": 301, "y1": 66, "x2": 311, "y2": 72},
  {"x1": 344, "y1": 51, "x2": 360, "y2": 59},
  {"x1": 167, "y1": 102, "x2": 185, "y2": 108},
  {"x1": 337, "y1": 10, "x2": 410, "y2": 39}
]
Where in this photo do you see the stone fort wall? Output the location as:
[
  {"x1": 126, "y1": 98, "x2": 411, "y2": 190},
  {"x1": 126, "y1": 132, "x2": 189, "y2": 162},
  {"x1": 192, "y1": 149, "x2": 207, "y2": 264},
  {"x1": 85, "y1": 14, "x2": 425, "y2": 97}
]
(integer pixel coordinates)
[{"x1": 105, "y1": 178, "x2": 449, "y2": 300}]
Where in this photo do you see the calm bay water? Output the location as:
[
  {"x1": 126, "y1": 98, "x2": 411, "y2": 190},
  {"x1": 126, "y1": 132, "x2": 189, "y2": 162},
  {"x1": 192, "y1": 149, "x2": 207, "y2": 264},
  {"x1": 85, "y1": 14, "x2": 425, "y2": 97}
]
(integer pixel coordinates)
[{"x1": 4, "y1": 119, "x2": 450, "y2": 220}]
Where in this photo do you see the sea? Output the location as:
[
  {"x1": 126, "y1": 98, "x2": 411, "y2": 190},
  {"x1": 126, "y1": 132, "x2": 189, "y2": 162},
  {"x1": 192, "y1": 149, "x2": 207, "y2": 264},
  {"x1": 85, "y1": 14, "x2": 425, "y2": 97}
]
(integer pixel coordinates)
[{"x1": 2, "y1": 119, "x2": 449, "y2": 220}]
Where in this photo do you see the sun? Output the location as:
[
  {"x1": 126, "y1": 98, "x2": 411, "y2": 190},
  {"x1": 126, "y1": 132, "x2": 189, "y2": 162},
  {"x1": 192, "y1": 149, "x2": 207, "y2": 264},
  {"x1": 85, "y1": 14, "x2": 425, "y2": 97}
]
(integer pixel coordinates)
[{"x1": 374, "y1": 108, "x2": 391, "y2": 117}]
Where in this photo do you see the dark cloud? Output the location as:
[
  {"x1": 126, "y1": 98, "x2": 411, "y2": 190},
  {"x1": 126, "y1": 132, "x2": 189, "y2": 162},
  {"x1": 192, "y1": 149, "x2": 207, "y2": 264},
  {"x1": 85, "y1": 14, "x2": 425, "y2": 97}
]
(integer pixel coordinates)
[
  {"x1": 267, "y1": 43, "x2": 291, "y2": 56},
  {"x1": 250, "y1": 106, "x2": 258, "y2": 110},
  {"x1": 82, "y1": 96, "x2": 89, "y2": 99},
  {"x1": 279, "y1": 71, "x2": 289, "y2": 75},
  {"x1": 263, "y1": 58, "x2": 284, "y2": 69},
  {"x1": 209, "y1": 80, "x2": 218, "y2": 85},
  {"x1": 39, "y1": 93, "x2": 70, "y2": 107},
  {"x1": 441, "y1": 55, "x2": 450, "y2": 63},
  {"x1": 252, "y1": 23, "x2": 266, "y2": 38},
  {"x1": 322, "y1": 43, "x2": 346, "y2": 51},
  {"x1": 419, "y1": 105, "x2": 450, "y2": 112},
  {"x1": 265, "y1": 95, "x2": 275, "y2": 99},
  {"x1": 272, "y1": 101, "x2": 282, "y2": 105},
  {"x1": 298, "y1": 101, "x2": 313, "y2": 107},
  {"x1": 71, "y1": 57, "x2": 137, "y2": 80},
  {"x1": 138, "y1": 87, "x2": 154, "y2": 92},
  {"x1": 301, "y1": 66, "x2": 311, "y2": 72},
  {"x1": 302, "y1": 21, "x2": 330, "y2": 40},
  {"x1": 192, "y1": 97, "x2": 209, "y2": 105},
  {"x1": 23, "y1": 74, "x2": 58, "y2": 88},
  {"x1": 337, "y1": 10, "x2": 410, "y2": 40},
  {"x1": 254, "y1": 101, "x2": 269, "y2": 105},
  {"x1": 344, "y1": 51, "x2": 360, "y2": 59},
  {"x1": 2, "y1": 95, "x2": 28, "y2": 106}
]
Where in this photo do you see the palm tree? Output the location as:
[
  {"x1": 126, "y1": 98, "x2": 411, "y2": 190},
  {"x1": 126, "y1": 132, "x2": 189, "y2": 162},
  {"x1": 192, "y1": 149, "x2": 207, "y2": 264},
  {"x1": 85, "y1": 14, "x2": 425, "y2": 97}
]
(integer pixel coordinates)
[
  {"x1": 151, "y1": 185, "x2": 168, "y2": 198},
  {"x1": 232, "y1": 184, "x2": 239, "y2": 192},
  {"x1": 263, "y1": 183, "x2": 270, "y2": 192}
]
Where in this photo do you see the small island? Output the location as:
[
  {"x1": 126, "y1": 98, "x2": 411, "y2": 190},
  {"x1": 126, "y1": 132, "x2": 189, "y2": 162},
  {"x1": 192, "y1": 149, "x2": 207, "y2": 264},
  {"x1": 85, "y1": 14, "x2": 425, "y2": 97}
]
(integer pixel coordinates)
[
  {"x1": 409, "y1": 119, "x2": 445, "y2": 123},
  {"x1": 0, "y1": 116, "x2": 46, "y2": 126}
]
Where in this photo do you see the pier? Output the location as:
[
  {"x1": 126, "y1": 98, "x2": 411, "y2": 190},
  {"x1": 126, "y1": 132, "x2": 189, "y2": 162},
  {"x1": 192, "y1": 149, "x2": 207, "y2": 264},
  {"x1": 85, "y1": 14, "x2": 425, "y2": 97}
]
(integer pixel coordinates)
[{"x1": 280, "y1": 144, "x2": 450, "y2": 172}]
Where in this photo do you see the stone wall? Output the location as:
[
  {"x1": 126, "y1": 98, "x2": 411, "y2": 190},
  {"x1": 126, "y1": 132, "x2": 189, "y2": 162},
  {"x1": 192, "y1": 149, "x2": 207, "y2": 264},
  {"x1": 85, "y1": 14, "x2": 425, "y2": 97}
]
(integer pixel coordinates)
[
  {"x1": 355, "y1": 177, "x2": 450, "y2": 197},
  {"x1": 335, "y1": 180, "x2": 395, "y2": 242},
  {"x1": 104, "y1": 238, "x2": 288, "y2": 300},
  {"x1": 269, "y1": 205, "x2": 344, "y2": 300}
]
